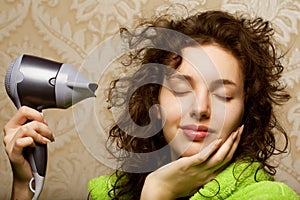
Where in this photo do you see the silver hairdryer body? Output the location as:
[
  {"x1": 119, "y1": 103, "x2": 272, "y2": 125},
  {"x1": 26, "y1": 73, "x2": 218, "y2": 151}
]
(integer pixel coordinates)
[{"x1": 5, "y1": 54, "x2": 98, "y2": 199}]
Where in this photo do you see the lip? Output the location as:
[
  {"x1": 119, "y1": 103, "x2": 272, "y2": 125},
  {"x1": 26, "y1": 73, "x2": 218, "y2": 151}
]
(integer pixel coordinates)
[{"x1": 180, "y1": 125, "x2": 215, "y2": 141}]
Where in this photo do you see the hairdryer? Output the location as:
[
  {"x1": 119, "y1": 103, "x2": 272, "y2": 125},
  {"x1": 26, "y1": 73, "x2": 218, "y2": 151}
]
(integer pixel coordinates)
[{"x1": 5, "y1": 54, "x2": 98, "y2": 199}]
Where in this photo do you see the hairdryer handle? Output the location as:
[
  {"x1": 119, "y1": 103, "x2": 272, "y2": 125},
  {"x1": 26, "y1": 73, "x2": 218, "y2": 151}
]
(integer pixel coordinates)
[
  {"x1": 27, "y1": 143, "x2": 47, "y2": 199},
  {"x1": 28, "y1": 143, "x2": 47, "y2": 176}
]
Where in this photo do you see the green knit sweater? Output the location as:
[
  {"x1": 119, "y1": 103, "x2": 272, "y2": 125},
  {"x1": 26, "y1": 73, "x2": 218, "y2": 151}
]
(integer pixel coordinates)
[{"x1": 88, "y1": 161, "x2": 299, "y2": 199}]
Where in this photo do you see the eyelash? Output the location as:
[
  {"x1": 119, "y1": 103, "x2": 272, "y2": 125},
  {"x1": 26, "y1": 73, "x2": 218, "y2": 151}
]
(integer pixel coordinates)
[
  {"x1": 172, "y1": 91, "x2": 232, "y2": 102},
  {"x1": 172, "y1": 90, "x2": 191, "y2": 96},
  {"x1": 213, "y1": 94, "x2": 233, "y2": 101}
]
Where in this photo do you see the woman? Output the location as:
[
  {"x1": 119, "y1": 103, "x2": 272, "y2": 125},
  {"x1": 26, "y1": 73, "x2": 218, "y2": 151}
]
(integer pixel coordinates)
[{"x1": 4, "y1": 11, "x2": 299, "y2": 199}]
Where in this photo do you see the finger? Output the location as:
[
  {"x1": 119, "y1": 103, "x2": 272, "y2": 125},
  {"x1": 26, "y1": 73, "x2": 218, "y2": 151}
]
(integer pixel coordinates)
[
  {"x1": 15, "y1": 124, "x2": 52, "y2": 145},
  {"x1": 198, "y1": 139, "x2": 222, "y2": 159},
  {"x1": 5, "y1": 106, "x2": 45, "y2": 129},
  {"x1": 196, "y1": 125, "x2": 244, "y2": 162},
  {"x1": 188, "y1": 139, "x2": 222, "y2": 166},
  {"x1": 26, "y1": 121, "x2": 54, "y2": 141},
  {"x1": 16, "y1": 137, "x2": 36, "y2": 148},
  {"x1": 4, "y1": 113, "x2": 54, "y2": 142},
  {"x1": 6, "y1": 136, "x2": 34, "y2": 163},
  {"x1": 220, "y1": 125, "x2": 244, "y2": 162},
  {"x1": 6, "y1": 128, "x2": 51, "y2": 164},
  {"x1": 206, "y1": 125, "x2": 244, "y2": 169}
]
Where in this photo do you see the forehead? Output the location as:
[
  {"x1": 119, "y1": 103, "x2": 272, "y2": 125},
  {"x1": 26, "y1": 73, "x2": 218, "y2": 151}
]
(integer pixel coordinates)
[{"x1": 178, "y1": 45, "x2": 243, "y2": 84}]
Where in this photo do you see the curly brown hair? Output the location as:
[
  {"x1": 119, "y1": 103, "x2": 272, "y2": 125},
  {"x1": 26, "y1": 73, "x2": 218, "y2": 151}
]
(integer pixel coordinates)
[{"x1": 105, "y1": 10, "x2": 290, "y2": 199}]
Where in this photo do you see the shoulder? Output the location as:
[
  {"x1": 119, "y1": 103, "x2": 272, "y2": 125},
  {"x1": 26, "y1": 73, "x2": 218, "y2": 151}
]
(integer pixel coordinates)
[
  {"x1": 88, "y1": 175, "x2": 114, "y2": 200},
  {"x1": 230, "y1": 181, "x2": 300, "y2": 200}
]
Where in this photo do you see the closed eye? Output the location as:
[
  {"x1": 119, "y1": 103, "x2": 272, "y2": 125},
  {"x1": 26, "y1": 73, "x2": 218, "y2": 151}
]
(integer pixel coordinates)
[
  {"x1": 172, "y1": 90, "x2": 192, "y2": 96},
  {"x1": 166, "y1": 75, "x2": 193, "y2": 96},
  {"x1": 212, "y1": 94, "x2": 233, "y2": 101}
]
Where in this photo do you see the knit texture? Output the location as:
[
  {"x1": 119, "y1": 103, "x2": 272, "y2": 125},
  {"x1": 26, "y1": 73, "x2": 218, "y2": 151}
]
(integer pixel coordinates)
[{"x1": 88, "y1": 161, "x2": 300, "y2": 199}]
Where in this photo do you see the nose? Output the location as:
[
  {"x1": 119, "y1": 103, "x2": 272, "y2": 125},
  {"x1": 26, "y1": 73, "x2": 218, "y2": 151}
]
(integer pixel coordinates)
[{"x1": 190, "y1": 89, "x2": 210, "y2": 120}]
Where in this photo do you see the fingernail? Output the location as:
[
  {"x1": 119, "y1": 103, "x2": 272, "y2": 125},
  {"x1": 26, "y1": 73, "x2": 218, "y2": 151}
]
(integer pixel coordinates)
[
  {"x1": 43, "y1": 120, "x2": 48, "y2": 126},
  {"x1": 239, "y1": 124, "x2": 245, "y2": 134},
  {"x1": 214, "y1": 138, "x2": 222, "y2": 147},
  {"x1": 232, "y1": 130, "x2": 239, "y2": 140},
  {"x1": 42, "y1": 137, "x2": 51, "y2": 143}
]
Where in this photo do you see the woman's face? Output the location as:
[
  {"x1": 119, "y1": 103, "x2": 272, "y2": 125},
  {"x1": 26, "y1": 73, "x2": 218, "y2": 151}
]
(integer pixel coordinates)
[{"x1": 158, "y1": 44, "x2": 245, "y2": 158}]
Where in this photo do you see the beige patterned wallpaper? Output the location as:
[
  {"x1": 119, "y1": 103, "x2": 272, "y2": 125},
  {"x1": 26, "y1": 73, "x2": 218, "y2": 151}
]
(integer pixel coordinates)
[{"x1": 0, "y1": 0, "x2": 299, "y2": 199}]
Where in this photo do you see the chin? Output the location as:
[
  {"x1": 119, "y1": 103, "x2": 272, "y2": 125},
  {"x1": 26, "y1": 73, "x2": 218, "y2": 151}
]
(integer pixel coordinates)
[{"x1": 175, "y1": 143, "x2": 205, "y2": 158}]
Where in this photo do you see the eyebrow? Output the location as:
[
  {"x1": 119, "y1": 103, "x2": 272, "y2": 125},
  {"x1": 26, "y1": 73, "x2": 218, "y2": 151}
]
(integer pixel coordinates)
[
  {"x1": 167, "y1": 74, "x2": 192, "y2": 82},
  {"x1": 209, "y1": 79, "x2": 237, "y2": 91}
]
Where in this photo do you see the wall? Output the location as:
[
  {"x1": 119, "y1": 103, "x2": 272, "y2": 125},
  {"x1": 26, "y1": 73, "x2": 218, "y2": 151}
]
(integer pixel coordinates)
[{"x1": 0, "y1": 0, "x2": 299, "y2": 199}]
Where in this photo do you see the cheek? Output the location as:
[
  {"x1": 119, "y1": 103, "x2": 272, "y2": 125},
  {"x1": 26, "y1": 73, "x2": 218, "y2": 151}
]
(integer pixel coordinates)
[
  {"x1": 159, "y1": 88, "x2": 185, "y2": 122},
  {"x1": 220, "y1": 102, "x2": 244, "y2": 137},
  {"x1": 210, "y1": 98, "x2": 244, "y2": 137},
  {"x1": 160, "y1": 97, "x2": 181, "y2": 122},
  {"x1": 159, "y1": 89, "x2": 183, "y2": 142}
]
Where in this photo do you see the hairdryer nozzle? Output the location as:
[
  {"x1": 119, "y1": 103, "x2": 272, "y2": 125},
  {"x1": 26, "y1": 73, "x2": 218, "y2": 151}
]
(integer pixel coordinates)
[
  {"x1": 66, "y1": 82, "x2": 98, "y2": 96},
  {"x1": 89, "y1": 83, "x2": 98, "y2": 96},
  {"x1": 55, "y1": 63, "x2": 98, "y2": 108}
]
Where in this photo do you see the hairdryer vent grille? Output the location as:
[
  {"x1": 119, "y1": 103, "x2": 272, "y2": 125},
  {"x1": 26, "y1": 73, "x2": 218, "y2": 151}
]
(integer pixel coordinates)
[{"x1": 4, "y1": 60, "x2": 15, "y2": 97}]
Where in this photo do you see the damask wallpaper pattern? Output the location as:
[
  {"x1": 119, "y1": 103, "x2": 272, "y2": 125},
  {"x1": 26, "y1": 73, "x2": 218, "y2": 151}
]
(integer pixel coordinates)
[{"x1": 0, "y1": 0, "x2": 299, "y2": 199}]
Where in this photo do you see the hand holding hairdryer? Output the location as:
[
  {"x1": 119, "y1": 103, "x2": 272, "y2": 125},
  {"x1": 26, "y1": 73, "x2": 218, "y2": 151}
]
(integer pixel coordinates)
[{"x1": 5, "y1": 55, "x2": 98, "y2": 199}]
